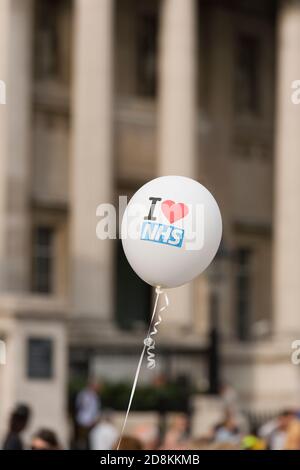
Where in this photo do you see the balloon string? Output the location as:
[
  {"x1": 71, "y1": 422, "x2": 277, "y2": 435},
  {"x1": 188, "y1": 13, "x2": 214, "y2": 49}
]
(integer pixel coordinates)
[
  {"x1": 145, "y1": 287, "x2": 169, "y2": 369},
  {"x1": 116, "y1": 286, "x2": 168, "y2": 450}
]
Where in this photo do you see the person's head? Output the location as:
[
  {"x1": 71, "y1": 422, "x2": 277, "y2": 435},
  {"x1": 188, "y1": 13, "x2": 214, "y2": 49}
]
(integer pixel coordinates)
[
  {"x1": 100, "y1": 409, "x2": 114, "y2": 424},
  {"x1": 171, "y1": 413, "x2": 189, "y2": 432},
  {"x1": 278, "y1": 410, "x2": 294, "y2": 430},
  {"x1": 219, "y1": 382, "x2": 228, "y2": 395},
  {"x1": 189, "y1": 436, "x2": 213, "y2": 450},
  {"x1": 88, "y1": 379, "x2": 101, "y2": 394},
  {"x1": 133, "y1": 423, "x2": 159, "y2": 450},
  {"x1": 153, "y1": 373, "x2": 167, "y2": 389},
  {"x1": 9, "y1": 404, "x2": 31, "y2": 434},
  {"x1": 224, "y1": 414, "x2": 239, "y2": 432},
  {"x1": 31, "y1": 429, "x2": 60, "y2": 450},
  {"x1": 114, "y1": 435, "x2": 143, "y2": 450}
]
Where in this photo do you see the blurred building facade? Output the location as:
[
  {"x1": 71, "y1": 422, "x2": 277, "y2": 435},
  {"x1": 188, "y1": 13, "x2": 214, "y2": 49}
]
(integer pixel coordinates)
[{"x1": 0, "y1": 0, "x2": 300, "y2": 441}]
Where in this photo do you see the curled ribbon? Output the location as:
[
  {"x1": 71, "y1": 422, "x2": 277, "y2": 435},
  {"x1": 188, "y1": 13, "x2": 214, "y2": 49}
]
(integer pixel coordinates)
[
  {"x1": 117, "y1": 286, "x2": 169, "y2": 450},
  {"x1": 144, "y1": 286, "x2": 169, "y2": 370}
]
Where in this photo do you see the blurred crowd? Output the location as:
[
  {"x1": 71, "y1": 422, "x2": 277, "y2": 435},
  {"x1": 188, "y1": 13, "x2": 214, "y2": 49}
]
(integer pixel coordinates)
[{"x1": 2, "y1": 380, "x2": 300, "y2": 451}]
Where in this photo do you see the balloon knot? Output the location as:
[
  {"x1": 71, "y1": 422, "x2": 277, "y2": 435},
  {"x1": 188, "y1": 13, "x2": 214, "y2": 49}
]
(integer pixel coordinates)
[{"x1": 155, "y1": 286, "x2": 163, "y2": 295}]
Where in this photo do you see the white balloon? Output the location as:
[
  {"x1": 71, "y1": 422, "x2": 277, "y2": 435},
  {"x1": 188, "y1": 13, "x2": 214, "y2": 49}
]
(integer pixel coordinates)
[{"x1": 121, "y1": 176, "x2": 222, "y2": 288}]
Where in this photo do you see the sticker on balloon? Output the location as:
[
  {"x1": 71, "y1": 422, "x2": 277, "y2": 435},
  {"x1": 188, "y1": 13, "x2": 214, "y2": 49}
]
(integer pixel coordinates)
[{"x1": 140, "y1": 197, "x2": 187, "y2": 248}]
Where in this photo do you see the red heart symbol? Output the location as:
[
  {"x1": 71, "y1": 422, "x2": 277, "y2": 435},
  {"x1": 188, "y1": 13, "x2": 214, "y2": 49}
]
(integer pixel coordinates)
[{"x1": 161, "y1": 200, "x2": 189, "y2": 224}]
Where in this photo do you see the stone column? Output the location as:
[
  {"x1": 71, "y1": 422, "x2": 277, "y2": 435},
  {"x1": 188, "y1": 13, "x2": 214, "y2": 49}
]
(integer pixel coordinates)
[
  {"x1": 158, "y1": 0, "x2": 197, "y2": 177},
  {"x1": 71, "y1": 0, "x2": 114, "y2": 319},
  {"x1": 158, "y1": 0, "x2": 197, "y2": 329},
  {"x1": 274, "y1": 0, "x2": 300, "y2": 338},
  {"x1": 0, "y1": 0, "x2": 33, "y2": 292}
]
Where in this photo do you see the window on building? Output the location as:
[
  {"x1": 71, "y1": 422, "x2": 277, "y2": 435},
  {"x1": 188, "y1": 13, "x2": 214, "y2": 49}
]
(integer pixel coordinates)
[
  {"x1": 235, "y1": 248, "x2": 252, "y2": 341},
  {"x1": 34, "y1": 0, "x2": 71, "y2": 84},
  {"x1": 32, "y1": 226, "x2": 55, "y2": 294},
  {"x1": 136, "y1": 9, "x2": 158, "y2": 98},
  {"x1": 235, "y1": 34, "x2": 261, "y2": 116}
]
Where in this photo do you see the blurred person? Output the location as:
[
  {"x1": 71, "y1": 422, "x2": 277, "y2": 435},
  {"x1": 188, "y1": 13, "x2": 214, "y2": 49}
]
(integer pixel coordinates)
[
  {"x1": 213, "y1": 412, "x2": 241, "y2": 445},
  {"x1": 152, "y1": 373, "x2": 168, "y2": 445},
  {"x1": 220, "y1": 382, "x2": 249, "y2": 435},
  {"x1": 189, "y1": 436, "x2": 213, "y2": 450},
  {"x1": 208, "y1": 442, "x2": 241, "y2": 450},
  {"x1": 2, "y1": 404, "x2": 31, "y2": 450},
  {"x1": 89, "y1": 410, "x2": 118, "y2": 450},
  {"x1": 75, "y1": 379, "x2": 101, "y2": 449},
  {"x1": 220, "y1": 382, "x2": 239, "y2": 413},
  {"x1": 132, "y1": 422, "x2": 159, "y2": 450},
  {"x1": 160, "y1": 413, "x2": 189, "y2": 449},
  {"x1": 114, "y1": 435, "x2": 143, "y2": 450},
  {"x1": 31, "y1": 429, "x2": 61, "y2": 450},
  {"x1": 284, "y1": 418, "x2": 300, "y2": 450},
  {"x1": 258, "y1": 409, "x2": 294, "y2": 450}
]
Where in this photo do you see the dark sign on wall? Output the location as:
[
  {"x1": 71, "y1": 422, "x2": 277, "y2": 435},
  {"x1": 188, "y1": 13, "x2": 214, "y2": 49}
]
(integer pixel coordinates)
[{"x1": 27, "y1": 337, "x2": 53, "y2": 379}]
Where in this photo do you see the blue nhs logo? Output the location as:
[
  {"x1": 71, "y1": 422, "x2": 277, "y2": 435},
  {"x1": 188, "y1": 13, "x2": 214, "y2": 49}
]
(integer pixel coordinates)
[{"x1": 141, "y1": 221, "x2": 184, "y2": 248}]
